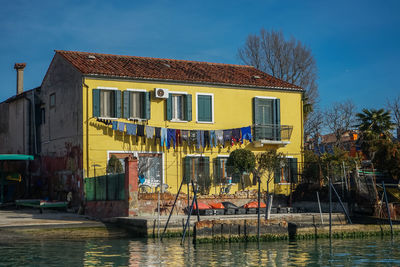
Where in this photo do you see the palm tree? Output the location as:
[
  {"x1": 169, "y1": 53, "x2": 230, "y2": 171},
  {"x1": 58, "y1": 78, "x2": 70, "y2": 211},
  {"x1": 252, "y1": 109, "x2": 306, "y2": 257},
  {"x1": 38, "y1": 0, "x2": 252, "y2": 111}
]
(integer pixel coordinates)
[{"x1": 356, "y1": 108, "x2": 394, "y2": 140}]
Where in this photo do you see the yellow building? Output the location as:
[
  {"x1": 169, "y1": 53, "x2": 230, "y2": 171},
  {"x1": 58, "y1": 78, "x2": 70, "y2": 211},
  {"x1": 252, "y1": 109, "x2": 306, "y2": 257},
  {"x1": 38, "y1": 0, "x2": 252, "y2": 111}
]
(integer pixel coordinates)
[{"x1": 38, "y1": 50, "x2": 303, "y2": 199}]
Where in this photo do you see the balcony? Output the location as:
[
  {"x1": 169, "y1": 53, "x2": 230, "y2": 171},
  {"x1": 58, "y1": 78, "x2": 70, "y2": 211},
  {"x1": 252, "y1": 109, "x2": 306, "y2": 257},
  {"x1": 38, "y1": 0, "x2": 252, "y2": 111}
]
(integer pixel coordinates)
[{"x1": 252, "y1": 124, "x2": 293, "y2": 147}]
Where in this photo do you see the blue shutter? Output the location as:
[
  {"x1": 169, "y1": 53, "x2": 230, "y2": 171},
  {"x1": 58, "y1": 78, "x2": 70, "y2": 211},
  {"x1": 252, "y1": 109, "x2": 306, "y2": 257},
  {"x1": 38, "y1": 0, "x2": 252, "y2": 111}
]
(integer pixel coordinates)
[
  {"x1": 183, "y1": 157, "x2": 192, "y2": 183},
  {"x1": 92, "y1": 89, "x2": 100, "y2": 117},
  {"x1": 166, "y1": 95, "x2": 172, "y2": 121},
  {"x1": 143, "y1": 91, "x2": 151, "y2": 120},
  {"x1": 115, "y1": 90, "x2": 122, "y2": 118},
  {"x1": 198, "y1": 95, "x2": 211, "y2": 122},
  {"x1": 123, "y1": 91, "x2": 130, "y2": 118},
  {"x1": 185, "y1": 94, "x2": 192, "y2": 121},
  {"x1": 253, "y1": 97, "x2": 261, "y2": 140}
]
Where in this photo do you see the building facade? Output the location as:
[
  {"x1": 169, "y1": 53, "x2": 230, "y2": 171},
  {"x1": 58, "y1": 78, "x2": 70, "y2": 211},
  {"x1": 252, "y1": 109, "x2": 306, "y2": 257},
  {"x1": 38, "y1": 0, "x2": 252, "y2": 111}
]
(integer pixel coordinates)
[{"x1": 1, "y1": 50, "x2": 304, "y2": 203}]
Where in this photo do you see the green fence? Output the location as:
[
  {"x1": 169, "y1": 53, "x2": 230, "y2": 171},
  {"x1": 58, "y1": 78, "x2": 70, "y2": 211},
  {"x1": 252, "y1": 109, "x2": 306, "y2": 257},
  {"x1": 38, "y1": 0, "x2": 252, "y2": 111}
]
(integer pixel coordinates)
[{"x1": 84, "y1": 173, "x2": 125, "y2": 201}]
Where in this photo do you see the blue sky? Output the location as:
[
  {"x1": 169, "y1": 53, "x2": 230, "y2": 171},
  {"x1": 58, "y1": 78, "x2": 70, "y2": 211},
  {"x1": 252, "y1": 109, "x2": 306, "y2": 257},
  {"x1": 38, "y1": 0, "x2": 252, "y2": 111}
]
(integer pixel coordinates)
[{"x1": 1, "y1": 0, "x2": 399, "y2": 111}]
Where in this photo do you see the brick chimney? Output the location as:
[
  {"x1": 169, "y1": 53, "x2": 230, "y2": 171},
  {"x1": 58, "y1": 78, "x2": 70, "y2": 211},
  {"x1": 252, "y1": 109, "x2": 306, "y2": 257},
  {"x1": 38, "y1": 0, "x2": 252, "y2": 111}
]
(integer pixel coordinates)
[{"x1": 14, "y1": 63, "x2": 26, "y2": 95}]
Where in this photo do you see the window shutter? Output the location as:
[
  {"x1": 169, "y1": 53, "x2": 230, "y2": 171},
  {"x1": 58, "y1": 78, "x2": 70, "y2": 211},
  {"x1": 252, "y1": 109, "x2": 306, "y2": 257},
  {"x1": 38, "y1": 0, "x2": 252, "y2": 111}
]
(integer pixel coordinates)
[
  {"x1": 201, "y1": 157, "x2": 210, "y2": 178},
  {"x1": 166, "y1": 95, "x2": 172, "y2": 121},
  {"x1": 274, "y1": 167, "x2": 281, "y2": 183},
  {"x1": 290, "y1": 158, "x2": 298, "y2": 183},
  {"x1": 143, "y1": 91, "x2": 151, "y2": 120},
  {"x1": 92, "y1": 89, "x2": 100, "y2": 117},
  {"x1": 183, "y1": 157, "x2": 192, "y2": 184},
  {"x1": 115, "y1": 90, "x2": 122, "y2": 118},
  {"x1": 123, "y1": 91, "x2": 131, "y2": 118},
  {"x1": 253, "y1": 97, "x2": 261, "y2": 140},
  {"x1": 214, "y1": 158, "x2": 221, "y2": 184},
  {"x1": 184, "y1": 94, "x2": 192, "y2": 121},
  {"x1": 275, "y1": 99, "x2": 281, "y2": 140},
  {"x1": 198, "y1": 95, "x2": 211, "y2": 122}
]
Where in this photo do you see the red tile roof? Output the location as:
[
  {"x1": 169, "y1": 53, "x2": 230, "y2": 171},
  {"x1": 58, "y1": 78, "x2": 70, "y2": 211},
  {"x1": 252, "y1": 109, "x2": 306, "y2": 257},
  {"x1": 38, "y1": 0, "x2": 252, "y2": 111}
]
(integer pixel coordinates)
[{"x1": 56, "y1": 50, "x2": 302, "y2": 91}]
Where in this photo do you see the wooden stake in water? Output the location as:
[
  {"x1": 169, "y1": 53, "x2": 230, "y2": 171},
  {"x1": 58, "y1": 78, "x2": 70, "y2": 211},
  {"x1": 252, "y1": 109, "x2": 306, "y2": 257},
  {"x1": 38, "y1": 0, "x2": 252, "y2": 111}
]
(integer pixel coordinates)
[
  {"x1": 382, "y1": 181, "x2": 394, "y2": 237},
  {"x1": 316, "y1": 191, "x2": 324, "y2": 224}
]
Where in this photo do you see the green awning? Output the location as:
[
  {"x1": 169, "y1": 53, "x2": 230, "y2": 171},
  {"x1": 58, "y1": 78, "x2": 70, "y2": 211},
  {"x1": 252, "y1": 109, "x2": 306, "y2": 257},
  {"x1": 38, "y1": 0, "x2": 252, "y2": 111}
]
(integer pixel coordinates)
[{"x1": 0, "y1": 154, "x2": 34, "y2": 161}]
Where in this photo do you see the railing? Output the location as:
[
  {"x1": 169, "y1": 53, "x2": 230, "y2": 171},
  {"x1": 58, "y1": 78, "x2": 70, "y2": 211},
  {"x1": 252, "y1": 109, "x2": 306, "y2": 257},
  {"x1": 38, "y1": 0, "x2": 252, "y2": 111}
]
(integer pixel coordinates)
[
  {"x1": 84, "y1": 173, "x2": 125, "y2": 201},
  {"x1": 253, "y1": 124, "x2": 293, "y2": 141}
]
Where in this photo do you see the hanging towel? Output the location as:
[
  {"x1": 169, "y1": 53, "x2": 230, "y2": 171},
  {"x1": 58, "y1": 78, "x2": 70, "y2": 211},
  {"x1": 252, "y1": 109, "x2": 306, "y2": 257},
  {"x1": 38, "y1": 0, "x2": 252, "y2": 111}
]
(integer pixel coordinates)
[
  {"x1": 232, "y1": 128, "x2": 241, "y2": 145},
  {"x1": 209, "y1": 130, "x2": 217, "y2": 148},
  {"x1": 154, "y1": 127, "x2": 161, "y2": 145},
  {"x1": 167, "y1": 129, "x2": 176, "y2": 149},
  {"x1": 215, "y1": 130, "x2": 223, "y2": 146},
  {"x1": 204, "y1": 131, "x2": 210, "y2": 148},
  {"x1": 118, "y1": 122, "x2": 125, "y2": 132},
  {"x1": 189, "y1": 130, "x2": 197, "y2": 147},
  {"x1": 137, "y1": 125, "x2": 145, "y2": 142},
  {"x1": 112, "y1": 121, "x2": 118, "y2": 130},
  {"x1": 223, "y1": 130, "x2": 232, "y2": 147},
  {"x1": 241, "y1": 126, "x2": 252, "y2": 143},
  {"x1": 181, "y1": 130, "x2": 189, "y2": 144},
  {"x1": 175, "y1": 129, "x2": 181, "y2": 146},
  {"x1": 146, "y1": 126, "x2": 155, "y2": 139},
  {"x1": 161, "y1": 128, "x2": 168, "y2": 147},
  {"x1": 126, "y1": 123, "x2": 137, "y2": 136}
]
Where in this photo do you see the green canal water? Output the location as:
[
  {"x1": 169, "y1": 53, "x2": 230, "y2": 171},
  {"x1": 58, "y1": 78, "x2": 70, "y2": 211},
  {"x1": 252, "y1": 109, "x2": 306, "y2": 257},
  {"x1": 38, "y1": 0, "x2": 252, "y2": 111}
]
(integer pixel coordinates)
[{"x1": 1, "y1": 236, "x2": 400, "y2": 266}]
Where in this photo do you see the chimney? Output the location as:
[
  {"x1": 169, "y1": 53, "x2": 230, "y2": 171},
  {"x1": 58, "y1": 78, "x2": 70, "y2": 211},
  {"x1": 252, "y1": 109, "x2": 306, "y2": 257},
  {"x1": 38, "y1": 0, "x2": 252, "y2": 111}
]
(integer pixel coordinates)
[{"x1": 14, "y1": 63, "x2": 26, "y2": 95}]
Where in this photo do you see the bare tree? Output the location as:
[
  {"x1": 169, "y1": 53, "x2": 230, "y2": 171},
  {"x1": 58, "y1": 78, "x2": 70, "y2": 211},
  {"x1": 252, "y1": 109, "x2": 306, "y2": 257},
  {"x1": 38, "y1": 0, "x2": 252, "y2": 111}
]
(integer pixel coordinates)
[
  {"x1": 387, "y1": 96, "x2": 400, "y2": 138},
  {"x1": 324, "y1": 100, "x2": 357, "y2": 147},
  {"x1": 238, "y1": 29, "x2": 318, "y2": 118}
]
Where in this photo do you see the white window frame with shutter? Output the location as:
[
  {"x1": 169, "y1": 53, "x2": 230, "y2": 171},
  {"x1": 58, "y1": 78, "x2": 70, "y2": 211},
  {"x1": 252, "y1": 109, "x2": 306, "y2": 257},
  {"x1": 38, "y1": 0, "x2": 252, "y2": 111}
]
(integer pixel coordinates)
[
  {"x1": 166, "y1": 91, "x2": 192, "y2": 122},
  {"x1": 274, "y1": 156, "x2": 298, "y2": 185},
  {"x1": 183, "y1": 155, "x2": 210, "y2": 184},
  {"x1": 196, "y1": 93, "x2": 214, "y2": 124},
  {"x1": 214, "y1": 155, "x2": 230, "y2": 184},
  {"x1": 125, "y1": 89, "x2": 148, "y2": 120},
  {"x1": 94, "y1": 87, "x2": 120, "y2": 119}
]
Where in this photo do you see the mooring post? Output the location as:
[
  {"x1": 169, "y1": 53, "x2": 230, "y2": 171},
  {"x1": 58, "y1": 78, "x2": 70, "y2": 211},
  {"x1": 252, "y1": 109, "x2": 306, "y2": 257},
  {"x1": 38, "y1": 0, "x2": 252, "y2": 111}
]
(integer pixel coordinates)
[
  {"x1": 331, "y1": 181, "x2": 352, "y2": 224},
  {"x1": 161, "y1": 178, "x2": 184, "y2": 241},
  {"x1": 181, "y1": 191, "x2": 197, "y2": 244},
  {"x1": 382, "y1": 181, "x2": 394, "y2": 236},
  {"x1": 316, "y1": 191, "x2": 324, "y2": 224}
]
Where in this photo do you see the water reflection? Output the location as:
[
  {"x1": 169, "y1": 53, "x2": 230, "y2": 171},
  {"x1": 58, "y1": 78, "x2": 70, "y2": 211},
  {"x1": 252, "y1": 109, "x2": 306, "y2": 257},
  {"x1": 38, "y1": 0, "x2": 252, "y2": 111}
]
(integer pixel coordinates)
[{"x1": 1, "y1": 237, "x2": 400, "y2": 266}]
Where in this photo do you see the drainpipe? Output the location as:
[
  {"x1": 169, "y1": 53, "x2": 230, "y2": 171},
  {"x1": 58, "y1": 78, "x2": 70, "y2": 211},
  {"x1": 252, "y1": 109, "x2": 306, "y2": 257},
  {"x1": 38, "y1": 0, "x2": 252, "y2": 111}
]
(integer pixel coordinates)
[{"x1": 83, "y1": 79, "x2": 90, "y2": 178}]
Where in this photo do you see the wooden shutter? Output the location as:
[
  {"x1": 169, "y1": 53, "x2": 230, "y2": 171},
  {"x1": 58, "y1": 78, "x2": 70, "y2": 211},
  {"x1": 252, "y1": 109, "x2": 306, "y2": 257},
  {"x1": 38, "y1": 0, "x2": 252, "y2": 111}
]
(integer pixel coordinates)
[
  {"x1": 289, "y1": 158, "x2": 298, "y2": 183},
  {"x1": 253, "y1": 97, "x2": 262, "y2": 125},
  {"x1": 274, "y1": 167, "x2": 281, "y2": 183},
  {"x1": 184, "y1": 94, "x2": 192, "y2": 121},
  {"x1": 214, "y1": 158, "x2": 221, "y2": 184},
  {"x1": 143, "y1": 91, "x2": 151, "y2": 120},
  {"x1": 123, "y1": 91, "x2": 131, "y2": 118},
  {"x1": 92, "y1": 89, "x2": 100, "y2": 117},
  {"x1": 183, "y1": 156, "x2": 192, "y2": 183},
  {"x1": 115, "y1": 90, "x2": 122, "y2": 118},
  {"x1": 198, "y1": 95, "x2": 211, "y2": 122},
  {"x1": 166, "y1": 95, "x2": 172, "y2": 121}
]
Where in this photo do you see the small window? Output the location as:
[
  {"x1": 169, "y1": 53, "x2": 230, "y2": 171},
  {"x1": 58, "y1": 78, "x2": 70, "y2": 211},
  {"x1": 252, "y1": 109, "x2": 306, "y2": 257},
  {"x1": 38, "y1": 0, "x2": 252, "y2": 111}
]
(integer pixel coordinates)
[
  {"x1": 197, "y1": 93, "x2": 213, "y2": 123},
  {"x1": 49, "y1": 93, "x2": 56, "y2": 108},
  {"x1": 214, "y1": 157, "x2": 228, "y2": 184},
  {"x1": 274, "y1": 158, "x2": 298, "y2": 184},
  {"x1": 172, "y1": 95, "x2": 184, "y2": 120},
  {"x1": 183, "y1": 156, "x2": 210, "y2": 183},
  {"x1": 123, "y1": 90, "x2": 150, "y2": 120}
]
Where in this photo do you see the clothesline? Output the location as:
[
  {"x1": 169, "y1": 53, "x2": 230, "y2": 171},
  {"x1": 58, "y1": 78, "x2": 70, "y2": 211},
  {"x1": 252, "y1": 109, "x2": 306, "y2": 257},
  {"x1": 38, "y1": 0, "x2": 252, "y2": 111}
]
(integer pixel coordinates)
[{"x1": 95, "y1": 118, "x2": 253, "y2": 149}]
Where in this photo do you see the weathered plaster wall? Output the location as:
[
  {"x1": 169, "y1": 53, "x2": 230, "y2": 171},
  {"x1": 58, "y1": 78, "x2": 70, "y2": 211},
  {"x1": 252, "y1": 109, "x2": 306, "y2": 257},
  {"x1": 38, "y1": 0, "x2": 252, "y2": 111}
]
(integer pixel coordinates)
[{"x1": 38, "y1": 53, "x2": 84, "y2": 204}]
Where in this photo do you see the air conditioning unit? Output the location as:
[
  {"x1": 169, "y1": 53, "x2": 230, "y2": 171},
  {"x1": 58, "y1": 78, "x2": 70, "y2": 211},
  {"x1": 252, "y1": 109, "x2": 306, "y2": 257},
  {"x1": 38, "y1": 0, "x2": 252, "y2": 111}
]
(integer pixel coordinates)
[{"x1": 155, "y1": 88, "x2": 169, "y2": 99}]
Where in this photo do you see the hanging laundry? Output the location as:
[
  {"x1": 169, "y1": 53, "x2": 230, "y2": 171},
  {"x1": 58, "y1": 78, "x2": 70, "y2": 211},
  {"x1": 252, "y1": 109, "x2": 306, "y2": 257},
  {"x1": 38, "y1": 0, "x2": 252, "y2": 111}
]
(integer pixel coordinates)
[
  {"x1": 146, "y1": 126, "x2": 155, "y2": 139},
  {"x1": 126, "y1": 123, "x2": 137, "y2": 136},
  {"x1": 231, "y1": 128, "x2": 241, "y2": 145},
  {"x1": 175, "y1": 129, "x2": 181, "y2": 146},
  {"x1": 154, "y1": 127, "x2": 161, "y2": 145},
  {"x1": 209, "y1": 130, "x2": 217, "y2": 148},
  {"x1": 223, "y1": 130, "x2": 232, "y2": 147},
  {"x1": 161, "y1": 128, "x2": 168, "y2": 147},
  {"x1": 189, "y1": 130, "x2": 197, "y2": 147},
  {"x1": 241, "y1": 126, "x2": 252, "y2": 143},
  {"x1": 137, "y1": 125, "x2": 145, "y2": 143},
  {"x1": 215, "y1": 130, "x2": 223, "y2": 146},
  {"x1": 167, "y1": 129, "x2": 176, "y2": 149},
  {"x1": 112, "y1": 121, "x2": 118, "y2": 130},
  {"x1": 196, "y1": 130, "x2": 204, "y2": 149},
  {"x1": 118, "y1": 122, "x2": 125, "y2": 132},
  {"x1": 204, "y1": 131, "x2": 210, "y2": 148},
  {"x1": 181, "y1": 130, "x2": 189, "y2": 144}
]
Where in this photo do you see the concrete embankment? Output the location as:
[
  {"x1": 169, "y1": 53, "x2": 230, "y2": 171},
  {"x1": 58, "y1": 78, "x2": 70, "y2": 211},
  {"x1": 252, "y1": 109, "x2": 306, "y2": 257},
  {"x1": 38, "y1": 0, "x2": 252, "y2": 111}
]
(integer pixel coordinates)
[{"x1": 0, "y1": 209, "x2": 128, "y2": 240}]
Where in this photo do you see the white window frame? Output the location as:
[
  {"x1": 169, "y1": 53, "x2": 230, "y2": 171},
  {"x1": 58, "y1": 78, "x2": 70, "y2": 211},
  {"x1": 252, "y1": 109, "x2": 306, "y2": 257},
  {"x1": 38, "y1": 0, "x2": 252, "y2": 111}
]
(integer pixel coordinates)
[
  {"x1": 98, "y1": 89, "x2": 117, "y2": 119},
  {"x1": 126, "y1": 89, "x2": 147, "y2": 120},
  {"x1": 196, "y1": 92, "x2": 214, "y2": 124}
]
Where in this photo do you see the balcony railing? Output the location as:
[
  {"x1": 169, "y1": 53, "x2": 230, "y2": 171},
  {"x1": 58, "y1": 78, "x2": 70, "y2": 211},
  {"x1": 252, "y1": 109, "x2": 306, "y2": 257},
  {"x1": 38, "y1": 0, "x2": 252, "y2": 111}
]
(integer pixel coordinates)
[{"x1": 253, "y1": 124, "x2": 293, "y2": 142}]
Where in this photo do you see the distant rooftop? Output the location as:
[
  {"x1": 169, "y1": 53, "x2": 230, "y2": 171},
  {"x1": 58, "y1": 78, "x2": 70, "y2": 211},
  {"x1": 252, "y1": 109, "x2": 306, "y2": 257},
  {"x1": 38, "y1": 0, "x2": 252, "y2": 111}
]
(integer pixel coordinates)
[{"x1": 56, "y1": 50, "x2": 303, "y2": 91}]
